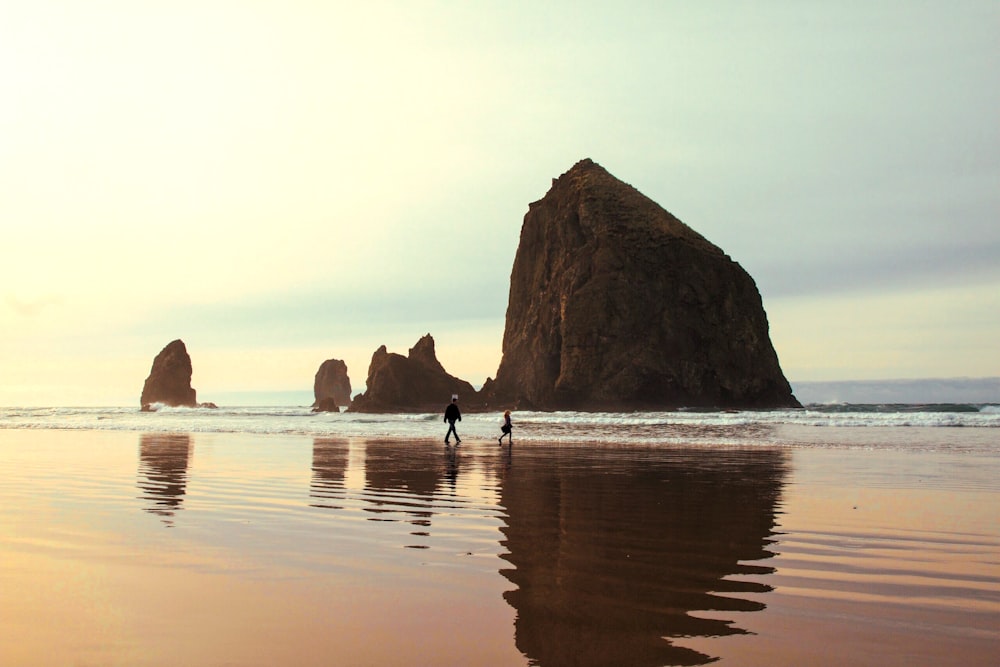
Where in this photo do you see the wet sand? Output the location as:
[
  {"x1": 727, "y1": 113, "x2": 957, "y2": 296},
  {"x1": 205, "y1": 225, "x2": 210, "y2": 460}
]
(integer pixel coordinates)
[{"x1": 0, "y1": 428, "x2": 997, "y2": 666}]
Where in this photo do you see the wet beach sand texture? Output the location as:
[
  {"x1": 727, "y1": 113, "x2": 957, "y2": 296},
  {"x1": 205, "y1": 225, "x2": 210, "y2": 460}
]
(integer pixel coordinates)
[{"x1": 0, "y1": 428, "x2": 997, "y2": 666}]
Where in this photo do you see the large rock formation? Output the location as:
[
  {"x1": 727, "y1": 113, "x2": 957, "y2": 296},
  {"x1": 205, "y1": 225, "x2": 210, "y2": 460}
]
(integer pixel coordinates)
[
  {"x1": 349, "y1": 334, "x2": 480, "y2": 413},
  {"x1": 140, "y1": 339, "x2": 199, "y2": 410},
  {"x1": 312, "y1": 358, "x2": 351, "y2": 412},
  {"x1": 485, "y1": 159, "x2": 799, "y2": 411}
]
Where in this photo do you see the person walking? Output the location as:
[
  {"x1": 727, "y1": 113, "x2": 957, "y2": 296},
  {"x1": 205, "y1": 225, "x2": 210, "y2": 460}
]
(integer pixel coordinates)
[
  {"x1": 444, "y1": 395, "x2": 461, "y2": 444},
  {"x1": 498, "y1": 409, "x2": 513, "y2": 446}
]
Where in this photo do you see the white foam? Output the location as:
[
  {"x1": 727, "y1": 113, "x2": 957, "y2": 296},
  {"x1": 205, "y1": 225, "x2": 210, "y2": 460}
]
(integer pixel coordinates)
[{"x1": 0, "y1": 405, "x2": 996, "y2": 450}]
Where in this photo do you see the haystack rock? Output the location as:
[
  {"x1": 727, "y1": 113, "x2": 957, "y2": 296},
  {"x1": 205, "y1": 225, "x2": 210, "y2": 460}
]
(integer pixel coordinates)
[
  {"x1": 349, "y1": 334, "x2": 480, "y2": 413},
  {"x1": 312, "y1": 358, "x2": 351, "y2": 412},
  {"x1": 485, "y1": 159, "x2": 799, "y2": 411},
  {"x1": 140, "y1": 339, "x2": 199, "y2": 410}
]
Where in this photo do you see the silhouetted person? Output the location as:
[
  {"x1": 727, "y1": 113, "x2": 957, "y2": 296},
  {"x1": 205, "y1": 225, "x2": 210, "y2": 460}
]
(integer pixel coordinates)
[
  {"x1": 498, "y1": 410, "x2": 513, "y2": 446},
  {"x1": 444, "y1": 395, "x2": 461, "y2": 444}
]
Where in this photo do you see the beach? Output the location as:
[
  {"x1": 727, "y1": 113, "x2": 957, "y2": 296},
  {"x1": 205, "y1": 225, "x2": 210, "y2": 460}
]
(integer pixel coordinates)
[{"x1": 0, "y1": 412, "x2": 997, "y2": 666}]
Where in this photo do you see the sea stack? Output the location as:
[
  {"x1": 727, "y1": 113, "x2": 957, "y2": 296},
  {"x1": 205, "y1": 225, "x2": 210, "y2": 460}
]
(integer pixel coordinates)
[
  {"x1": 140, "y1": 339, "x2": 199, "y2": 410},
  {"x1": 312, "y1": 358, "x2": 351, "y2": 412},
  {"x1": 349, "y1": 334, "x2": 479, "y2": 413},
  {"x1": 486, "y1": 159, "x2": 799, "y2": 410}
]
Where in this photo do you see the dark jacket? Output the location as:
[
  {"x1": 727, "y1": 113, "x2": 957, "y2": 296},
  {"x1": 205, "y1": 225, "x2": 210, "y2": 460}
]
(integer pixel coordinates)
[{"x1": 444, "y1": 402, "x2": 461, "y2": 423}]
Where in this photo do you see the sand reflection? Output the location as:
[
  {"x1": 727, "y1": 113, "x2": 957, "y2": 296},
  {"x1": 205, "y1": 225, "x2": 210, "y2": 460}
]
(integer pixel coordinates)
[
  {"x1": 137, "y1": 433, "x2": 192, "y2": 526},
  {"x1": 498, "y1": 446, "x2": 786, "y2": 666}
]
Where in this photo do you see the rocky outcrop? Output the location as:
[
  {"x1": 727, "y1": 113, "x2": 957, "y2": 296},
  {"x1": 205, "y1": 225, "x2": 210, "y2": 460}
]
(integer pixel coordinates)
[
  {"x1": 349, "y1": 334, "x2": 480, "y2": 413},
  {"x1": 312, "y1": 358, "x2": 351, "y2": 412},
  {"x1": 312, "y1": 397, "x2": 340, "y2": 413},
  {"x1": 485, "y1": 159, "x2": 799, "y2": 411},
  {"x1": 140, "y1": 339, "x2": 200, "y2": 410}
]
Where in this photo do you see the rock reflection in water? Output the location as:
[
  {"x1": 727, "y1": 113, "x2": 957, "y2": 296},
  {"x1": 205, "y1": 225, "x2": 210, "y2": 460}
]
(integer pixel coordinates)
[
  {"x1": 363, "y1": 440, "x2": 453, "y2": 527},
  {"x1": 137, "y1": 433, "x2": 192, "y2": 526},
  {"x1": 310, "y1": 438, "x2": 350, "y2": 510},
  {"x1": 364, "y1": 440, "x2": 442, "y2": 498},
  {"x1": 499, "y1": 445, "x2": 786, "y2": 666}
]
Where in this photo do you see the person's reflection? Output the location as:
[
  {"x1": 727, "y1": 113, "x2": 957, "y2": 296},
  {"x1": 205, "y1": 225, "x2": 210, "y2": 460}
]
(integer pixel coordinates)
[
  {"x1": 498, "y1": 446, "x2": 786, "y2": 666},
  {"x1": 443, "y1": 445, "x2": 459, "y2": 493},
  {"x1": 137, "y1": 433, "x2": 192, "y2": 526},
  {"x1": 310, "y1": 438, "x2": 349, "y2": 509}
]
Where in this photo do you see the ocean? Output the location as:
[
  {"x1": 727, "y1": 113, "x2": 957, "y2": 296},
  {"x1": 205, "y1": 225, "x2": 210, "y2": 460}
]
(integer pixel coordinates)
[{"x1": 1, "y1": 404, "x2": 998, "y2": 665}]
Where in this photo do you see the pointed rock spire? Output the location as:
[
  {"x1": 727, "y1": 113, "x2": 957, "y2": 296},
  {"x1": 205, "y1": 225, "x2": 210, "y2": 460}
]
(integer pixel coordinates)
[{"x1": 487, "y1": 159, "x2": 799, "y2": 410}]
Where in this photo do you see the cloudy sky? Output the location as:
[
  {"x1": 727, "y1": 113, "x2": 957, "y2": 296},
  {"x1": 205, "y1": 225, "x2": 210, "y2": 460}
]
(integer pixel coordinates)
[{"x1": 2, "y1": 1, "x2": 998, "y2": 406}]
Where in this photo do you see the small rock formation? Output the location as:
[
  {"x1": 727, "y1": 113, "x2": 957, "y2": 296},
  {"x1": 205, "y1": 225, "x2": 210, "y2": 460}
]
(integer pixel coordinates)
[
  {"x1": 349, "y1": 334, "x2": 480, "y2": 413},
  {"x1": 312, "y1": 358, "x2": 351, "y2": 412},
  {"x1": 485, "y1": 159, "x2": 799, "y2": 410},
  {"x1": 312, "y1": 397, "x2": 340, "y2": 413},
  {"x1": 140, "y1": 339, "x2": 200, "y2": 410}
]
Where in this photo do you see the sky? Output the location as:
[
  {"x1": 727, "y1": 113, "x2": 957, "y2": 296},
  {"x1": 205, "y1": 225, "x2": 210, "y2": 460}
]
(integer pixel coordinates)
[{"x1": 2, "y1": 1, "x2": 998, "y2": 406}]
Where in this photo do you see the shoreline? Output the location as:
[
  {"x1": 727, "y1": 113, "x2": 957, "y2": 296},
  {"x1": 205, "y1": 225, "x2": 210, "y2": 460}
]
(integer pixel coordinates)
[{"x1": 1, "y1": 405, "x2": 997, "y2": 451}]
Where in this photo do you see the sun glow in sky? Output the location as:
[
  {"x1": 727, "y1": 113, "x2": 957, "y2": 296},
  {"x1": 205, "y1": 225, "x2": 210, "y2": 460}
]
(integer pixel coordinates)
[{"x1": 2, "y1": 1, "x2": 998, "y2": 406}]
